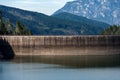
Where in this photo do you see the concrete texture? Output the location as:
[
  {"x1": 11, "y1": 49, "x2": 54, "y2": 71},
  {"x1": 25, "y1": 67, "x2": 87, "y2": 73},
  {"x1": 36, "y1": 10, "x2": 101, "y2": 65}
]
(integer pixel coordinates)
[{"x1": 0, "y1": 35, "x2": 120, "y2": 56}]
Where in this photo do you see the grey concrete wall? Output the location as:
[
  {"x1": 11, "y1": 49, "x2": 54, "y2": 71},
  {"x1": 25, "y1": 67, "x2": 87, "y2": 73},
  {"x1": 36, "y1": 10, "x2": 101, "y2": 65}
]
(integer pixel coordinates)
[{"x1": 0, "y1": 35, "x2": 120, "y2": 56}]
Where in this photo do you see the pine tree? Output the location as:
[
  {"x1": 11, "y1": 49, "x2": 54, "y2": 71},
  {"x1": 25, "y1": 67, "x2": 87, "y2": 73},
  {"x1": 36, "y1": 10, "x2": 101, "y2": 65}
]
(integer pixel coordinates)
[
  {"x1": 0, "y1": 10, "x2": 7, "y2": 35},
  {"x1": 14, "y1": 21, "x2": 32, "y2": 35},
  {"x1": 5, "y1": 19, "x2": 13, "y2": 35},
  {"x1": 0, "y1": 10, "x2": 3, "y2": 34},
  {"x1": 101, "y1": 25, "x2": 120, "y2": 35},
  {"x1": 14, "y1": 21, "x2": 22, "y2": 35},
  {"x1": 0, "y1": 10, "x2": 32, "y2": 35}
]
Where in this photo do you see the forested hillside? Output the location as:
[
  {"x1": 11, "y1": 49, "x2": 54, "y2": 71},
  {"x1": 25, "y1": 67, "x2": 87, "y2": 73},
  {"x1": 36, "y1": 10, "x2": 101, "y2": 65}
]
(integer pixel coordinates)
[{"x1": 0, "y1": 5, "x2": 110, "y2": 35}]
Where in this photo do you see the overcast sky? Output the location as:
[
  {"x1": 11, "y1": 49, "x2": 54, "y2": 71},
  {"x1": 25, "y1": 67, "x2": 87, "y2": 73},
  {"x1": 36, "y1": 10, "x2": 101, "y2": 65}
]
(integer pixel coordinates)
[{"x1": 0, "y1": 0, "x2": 74, "y2": 15}]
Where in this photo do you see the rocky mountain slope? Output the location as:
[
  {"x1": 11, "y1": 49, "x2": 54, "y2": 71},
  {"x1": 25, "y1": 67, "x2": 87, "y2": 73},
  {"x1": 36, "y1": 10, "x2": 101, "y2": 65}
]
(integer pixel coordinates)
[{"x1": 53, "y1": 0, "x2": 120, "y2": 25}]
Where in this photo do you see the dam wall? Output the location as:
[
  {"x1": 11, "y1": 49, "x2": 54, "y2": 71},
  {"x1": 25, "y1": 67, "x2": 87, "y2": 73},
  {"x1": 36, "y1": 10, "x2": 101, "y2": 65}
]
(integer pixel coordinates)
[{"x1": 0, "y1": 35, "x2": 120, "y2": 56}]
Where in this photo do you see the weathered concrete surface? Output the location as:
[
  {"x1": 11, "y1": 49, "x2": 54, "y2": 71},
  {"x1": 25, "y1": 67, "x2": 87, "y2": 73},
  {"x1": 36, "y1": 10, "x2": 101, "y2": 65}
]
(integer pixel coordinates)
[{"x1": 0, "y1": 35, "x2": 120, "y2": 56}]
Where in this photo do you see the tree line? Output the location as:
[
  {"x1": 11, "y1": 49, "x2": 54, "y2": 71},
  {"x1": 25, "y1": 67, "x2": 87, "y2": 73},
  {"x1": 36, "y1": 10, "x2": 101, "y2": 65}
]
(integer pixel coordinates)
[
  {"x1": 101, "y1": 25, "x2": 120, "y2": 35},
  {"x1": 0, "y1": 10, "x2": 32, "y2": 35}
]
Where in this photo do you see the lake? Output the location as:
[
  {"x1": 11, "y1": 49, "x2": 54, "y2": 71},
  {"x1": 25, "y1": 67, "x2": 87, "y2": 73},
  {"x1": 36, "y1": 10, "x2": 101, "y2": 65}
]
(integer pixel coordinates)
[
  {"x1": 0, "y1": 62, "x2": 120, "y2": 80},
  {"x1": 0, "y1": 55, "x2": 120, "y2": 80}
]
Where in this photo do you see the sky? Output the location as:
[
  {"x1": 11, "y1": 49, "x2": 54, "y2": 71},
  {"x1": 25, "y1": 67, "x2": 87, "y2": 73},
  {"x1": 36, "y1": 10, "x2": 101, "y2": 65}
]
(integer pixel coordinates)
[{"x1": 0, "y1": 0, "x2": 74, "y2": 15}]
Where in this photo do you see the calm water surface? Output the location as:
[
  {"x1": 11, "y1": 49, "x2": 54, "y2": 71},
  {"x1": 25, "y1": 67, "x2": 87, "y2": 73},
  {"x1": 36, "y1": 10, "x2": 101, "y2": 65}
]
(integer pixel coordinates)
[{"x1": 0, "y1": 62, "x2": 120, "y2": 80}]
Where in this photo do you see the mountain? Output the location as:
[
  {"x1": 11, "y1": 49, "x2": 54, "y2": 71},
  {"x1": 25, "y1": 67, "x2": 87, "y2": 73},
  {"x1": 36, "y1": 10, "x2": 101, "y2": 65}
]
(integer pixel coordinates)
[
  {"x1": 52, "y1": 12, "x2": 109, "y2": 29},
  {"x1": 53, "y1": 0, "x2": 120, "y2": 25},
  {"x1": 0, "y1": 5, "x2": 109, "y2": 35}
]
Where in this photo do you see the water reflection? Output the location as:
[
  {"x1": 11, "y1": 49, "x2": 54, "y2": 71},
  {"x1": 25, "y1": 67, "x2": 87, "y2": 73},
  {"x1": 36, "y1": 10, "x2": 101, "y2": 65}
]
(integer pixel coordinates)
[
  {"x1": 1, "y1": 55, "x2": 120, "y2": 80},
  {"x1": 13, "y1": 55, "x2": 120, "y2": 68},
  {"x1": 0, "y1": 62, "x2": 120, "y2": 80}
]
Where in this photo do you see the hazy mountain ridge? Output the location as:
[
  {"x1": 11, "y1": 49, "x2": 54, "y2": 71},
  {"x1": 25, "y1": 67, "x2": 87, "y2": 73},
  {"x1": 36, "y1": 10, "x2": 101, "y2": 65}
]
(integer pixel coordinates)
[
  {"x1": 52, "y1": 12, "x2": 109, "y2": 28},
  {"x1": 53, "y1": 0, "x2": 120, "y2": 25},
  {"x1": 0, "y1": 5, "x2": 109, "y2": 35}
]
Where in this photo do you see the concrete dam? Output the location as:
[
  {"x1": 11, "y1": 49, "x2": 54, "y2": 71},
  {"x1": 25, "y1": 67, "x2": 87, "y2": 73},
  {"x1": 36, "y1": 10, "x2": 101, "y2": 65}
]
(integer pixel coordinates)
[
  {"x1": 0, "y1": 35, "x2": 120, "y2": 67},
  {"x1": 0, "y1": 35, "x2": 120, "y2": 56}
]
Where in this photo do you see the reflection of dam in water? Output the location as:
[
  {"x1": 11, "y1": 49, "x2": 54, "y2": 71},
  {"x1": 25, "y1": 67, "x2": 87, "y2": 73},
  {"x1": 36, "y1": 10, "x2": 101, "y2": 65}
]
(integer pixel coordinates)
[{"x1": 0, "y1": 35, "x2": 120, "y2": 56}]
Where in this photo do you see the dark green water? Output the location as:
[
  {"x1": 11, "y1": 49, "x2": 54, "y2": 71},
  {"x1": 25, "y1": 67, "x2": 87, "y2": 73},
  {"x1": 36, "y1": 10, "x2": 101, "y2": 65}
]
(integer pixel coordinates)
[
  {"x1": 0, "y1": 55, "x2": 120, "y2": 80},
  {"x1": 13, "y1": 55, "x2": 120, "y2": 68}
]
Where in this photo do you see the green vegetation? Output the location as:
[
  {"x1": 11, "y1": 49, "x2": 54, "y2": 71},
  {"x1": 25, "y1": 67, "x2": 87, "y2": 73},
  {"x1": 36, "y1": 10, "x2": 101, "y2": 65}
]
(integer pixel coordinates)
[
  {"x1": 14, "y1": 21, "x2": 32, "y2": 35},
  {"x1": 101, "y1": 25, "x2": 120, "y2": 35},
  {"x1": 53, "y1": 12, "x2": 109, "y2": 29},
  {"x1": 0, "y1": 10, "x2": 32, "y2": 35},
  {"x1": 0, "y1": 11, "x2": 7, "y2": 35},
  {"x1": 5, "y1": 19, "x2": 13, "y2": 35},
  {"x1": 0, "y1": 5, "x2": 110, "y2": 35}
]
